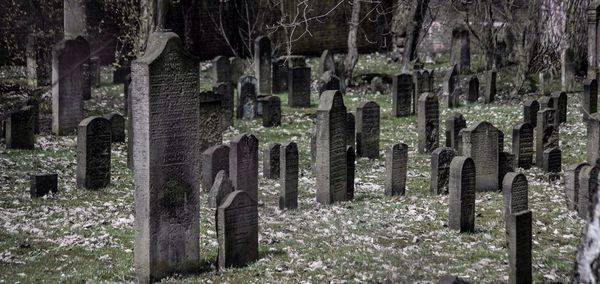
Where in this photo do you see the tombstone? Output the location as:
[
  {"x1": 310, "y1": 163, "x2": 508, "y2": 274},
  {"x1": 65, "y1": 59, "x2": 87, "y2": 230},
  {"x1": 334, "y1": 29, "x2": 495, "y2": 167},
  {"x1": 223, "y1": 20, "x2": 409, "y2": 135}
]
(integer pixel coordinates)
[
  {"x1": 288, "y1": 66, "x2": 311, "y2": 107},
  {"x1": 103, "y1": 113, "x2": 125, "y2": 143},
  {"x1": 574, "y1": 174, "x2": 600, "y2": 283},
  {"x1": 89, "y1": 56, "x2": 101, "y2": 88},
  {"x1": 6, "y1": 106, "x2": 35, "y2": 150},
  {"x1": 254, "y1": 36, "x2": 272, "y2": 96},
  {"x1": 26, "y1": 34, "x2": 53, "y2": 87},
  {"x1": 443, "y1": 65, "x2": 459, "y2": 96},
  {"x1": 262, "y1": 96, "x2": 281, "y2": 127},
  {"x1": 466, "y1": 75, "x2": 479, "y2": 104},
  {"x1": 392, "y1": 73, "x2": 413, "y2": 117},
  {"x1": 551, "y1": 91, "x2": 567, "y2": 124},
  {"x1": 508, "y1": 210, "x2": 533, "y2": 284},
  {"x1": 484, "y1": 69, "x2": 497, "y2": 104},
  {"x1": 413, "y1": 70, "x2": 423, "y2": 114},
  {"x1": 237, "y1": 76, "x2": 258, "y2": 119},
  {"x1": 446, "y1": 113, "x2": 466, "y2": 151},
  {"x1": 450, "y1": 27, "x2": 470, "y2": 74},
  {"x1": 346, "y1": 113, "x2": 356, "y2": 149},
  {"x1": 448, "y1": 156, "x2": 476, "y2": 232},
  {"x1": 562, "y1": 48, "x2": 576, "y2": 92},
  {"x1": 263, "y1": 143, "x2": 281, "y2": 179},
  {"x1": 198, "y1": 91, "x2": 224, "y2": 153},
  {"x1": 124, "y1": 74, "x2": 132, "y2": 115},
  {"x1": 256, "y1": 95, "x2": 267, "y2": 117},
  {"x1": 229, "y1": 57, "x2": 245, "y2": 84},
  {"x1": 538, "y1": 96, "x2": 555, "y2": 112},
  {"x1": 583, "y1": 79, "x2": 598, "y2": 115},
  {"x1": 208, "y1": 170, "x2": 234, "y2": 208},
  {"x1": 217, "y1": 190, "x2": 259, "y2": 270},
  {"x1": 417, "y1": 93, "x2": 440, "y2": 154},
  {"x1": 214, "y1": 82, "x2": 234, "y2": 129},
  {"x1": 588, "y1": 3, "x2": 600, "y2": 78},
  {"x1": 431, "y1": 147, "x2": 456, "y2": 195},
  {"x1": 52, "y1": 36, "x2": 89, "y2": 135},
  {"x1": 347, "y1": 146, "x2": 355, "y2": 201},
  {"x1": 356, "y1": 101, "x2": 380, "y2": 159},
  {"x1": 280, "y1": 141, "x2": 299, "y2": 210},
  {"x1": 579, "y1": 164, "x2": 600, "y2": 220},
  {"x1": 542, "y1": 147, "x2": 562, "y2": 177},
  {"x1": 538, "y1": 71, "x2": 552, "y2": 95},
  {"x1": 131, "y1": 32, "x2": 202, "y2": 282},
  {"x1": 229, "y1": 133, "x2": 259, "y2": 202},
  {"x1": 512, "y1": 123, "x2": 534, "y2": 169},
  {"x1": 272, "y1": 57, "x2": 288, "y2": 94},
  {"x1": 30, "y1": 174, "x2": 58, "y2": 198},
  {"x1": 502, "y1": 173, "x2": 528, "y2": 223},
  {"x1": 536, "y1": 109, "x2": 559, "y2": 167},
  {"x1": 565, "y1": 163, "x2": 590, "y2": 211},
  {"x1": 586, "y1": 115, "x2": 600, "y2": 164},
  {"x1": 319, "y1": 50, "x2": 335, "y2": 77},
  {"x1": 499, "y1": 152, "x2": 515, "y2": 190},
  {"x1": 212, "y1": 56, "x2": 230, "y2": 84},
  {"x1": 201, "y1": 144, "x2": 230, "y2": 192},
  {"x1": 522, "y1": 99, "x2": 539, "y2": 128},
  {"x1": 422, "y1": 69, "x2": 434, "y2": 93},
  {"x1": 76, "y1": 116, "x2": 111, "y2": 190},
  {"x1": 318, "y1": 71, "x2": 341, "y2": 96},
  {"x1": 316, "y1": 90, "x2": 348, "y2": 204},
  {"x1": 447, "y1": 87, "x2": 461, "y2": 108},
  {"x1": 461, "y1": 121, "x2": 500, "y2": 192},
  {"x1": 384, "y1": 143, "x2": 408, "y2": 196}
]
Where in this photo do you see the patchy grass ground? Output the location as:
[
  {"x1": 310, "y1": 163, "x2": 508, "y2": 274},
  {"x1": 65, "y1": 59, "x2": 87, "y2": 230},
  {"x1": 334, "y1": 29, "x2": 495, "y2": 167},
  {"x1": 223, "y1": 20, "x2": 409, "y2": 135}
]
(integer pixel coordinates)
[{"x1": 0, "y1": 54, "x2": 587, "y2": 283}]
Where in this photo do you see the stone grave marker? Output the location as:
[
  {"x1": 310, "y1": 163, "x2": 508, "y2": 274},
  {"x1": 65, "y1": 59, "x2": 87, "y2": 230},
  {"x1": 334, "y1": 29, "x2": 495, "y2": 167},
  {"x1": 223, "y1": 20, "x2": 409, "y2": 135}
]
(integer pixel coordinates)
[
  {"x1": 536, "y1": 109, "x2": 559, "y2": 167},
  {"x1": 272, "y1": 57, "x2": 287, "y2": 93},
  {"x1": 543, "y1": 147, "x2": 562, "y2": 178},
  {"x1": 237, "y1": 76, "x2": 258, "y2": 119},
  {"x1": 443, "y1": 65, "x2": 459, "y2": 96},
  {"x1": 561, "y1": 48, "x2": 576, "y2": 92},
  {"x1": 198, "y1": 91, "x2": 224, "y2": 154},
  {"x1": 318, "y1": 71, "x2": 341, "y2": 96},
  {"x1": 279, "y1": 141, "x2": 299, "y2": 210},
  {"x1": 512, "y1": 123, "x2": 534, "y2": 169},
  {"x1": 263, "y1": 143, "x2": 281, "y2": 179},
  {"x1": 288, "y1": 66, "x2": 311, "y2": 107},
  {"x1": 262, "y1": 96, "x2": 281, "y2": 127},
  {"x1": 583, "y1": 79, "x2": 598, "y2": 114},
  {"x1": 30, "y1": 174, "x2": 58, "y2": 198},
  {"x1": 356, "y1": 101, "x2": 380, "y2": 159},
  {"x1": 566, "y1": 163, "x2": 590, "y2": 211},
  {"x1": 103, "y1": 113, "x2": 125, "y2": 143},
  {"x1": 76, "y1": 116, "x2": 111, "y2": 190},
  {"x1": 499, "y1": 152, "x2": 515, "y2": 189},
  {"x1": 461, "y1": 121, "x2": 500, "y2": 192},
  {"x1": 6, "y1": 106, "x2": 35, "y2": 150},
  {"x1": 385, "y1": 143, "x2": 408, "y2": 196},
  {"x1": 466, "y1": 75, "x2": 479, "y2": 104},
  {"x1": 392, "y1": 73, "x2": 413, "y2": 117},
  {"x1": 503, "y1": 173, "x2": 528, "y2": 225},
  {"x1": 539, "y1": 96, "x2": 555, "y2": 112},
  {"x1": 346, "y1": 113, "x2": 356, "y2": 149},
  {"x1": 413, "y1": 70, "x2": 423, "y2": 114},
  {"x1": 347, "y1": 146, "x2": 355, "y2": 201},
  {"x1": 484, "y1": 69, "x2": 497, "y2": 104},
  {"x1": 418, "y1": 93, "x2": 440, "y2": 154},
  {"x1": 508, "y1": 210, "x2": 533, "y2": 284},
  {"x1": 213, "y1": 56, "x2": 230, "y2": 84},
  {"x1": 551, "y1": 91, "x2": 567, "y2": 124},
  {"x1": 450, "y1": 27, "x2": 470, "y2": 74},
  {"x1": 255, "y1": 36, "x2": 272, "y2": 96},
  {"x1": 25, "y1": 33, "x2": 53, "y2": 87},
  {"x1": 523, "y1": 99, "x2": 539, "y2": 128},
  {"x1": 214, "y1": 82, "x2": 234, "y2": 129},
  {"x1": 230, "y1": 133, "x2": 259, "y2": 202},
  {"x1": 431, "y1": 147, "x2": 456, "y2": 195},
  {"x1": 319, "y1": 50, "x2": 335, "y2": 77},
  {"x1": 201, "y1": 144, "x2": 230, "y2": 192},
  {"x1": 208, "y1": 170, "x2": 234, "y2": 208},
  {"x1": 449, "y1": 156, "x2": 476, "y2": 232},
  {"x1": 446, "y1": 87, "x2": 461, "y2": 108},
  {"x1": 446, "y1": 112, "x2": 466, "y2": 151},
  {"x1": 229, "y1": 57, "x2": 245, "y2": 84}
]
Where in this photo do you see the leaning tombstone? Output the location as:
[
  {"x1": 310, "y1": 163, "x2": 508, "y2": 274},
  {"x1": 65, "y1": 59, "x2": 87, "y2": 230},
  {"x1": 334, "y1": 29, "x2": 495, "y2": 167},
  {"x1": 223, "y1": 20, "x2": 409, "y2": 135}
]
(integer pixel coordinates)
[
  {"x1": 431, "y1": 147, "x2": 456, "y2": 195},
  {"x1": 6, "y1": 106, "x2": 35, "y2": 150},
  {"x1": 512, "y1": 123, "x2": 534, "y2": 169},
  {"x1": 201, "y1": 144, "x2": 230, "y2": 192},
  {"x1": 208, "y1": 170, "x2": 234, "y2": 208},
  {"x1": 385, "y1": 143, "x2": 408, "y2": 196},
  {"x1": 484, "y1": 69, "x2": 497, "y2": 104},
  {"x1": 523, "y1": 99, "x2": 539, "y2": 128},
  {"x1": 448, "y1": 156, "x2": 476, "y2": 233},
  {"x1": 76, "y1": 116, "x2": 111, "y2": 190},
  {"x1": 535, "y1": 109, "x2": 559, "y2": 167},
  {"x1": 582, "y1": 79, "x2": 598, "y2": 115},
  {"x1": 445, "y1": 112, "x2": 466, "y2": 151},
  {"x1": 30, "y1": 174, "x2": 58, "y2": 198},
  {"x1": 551, "y1": 91, "x2": 567, "y2": 124},
  {"x1": 417, "y1": 93, "x2": 440, "y2": 154},
  {"x1": 212, "y1": 56, "x2": 230, "y2": 84},
  {"x1": 347, "y1": 146, "x2": 355, "y2": 201},
  {"x1": 103, "y1": 113, "x2": 125, "y2": 143},
  {"x1": 263, "y1": 143, "x2": 281, "y2": 179},
  {"x1": 507, "y1": 210, "x2": 533, "y2": 284},
  {"x1": 280, "y1": 141, "x2": 299, "y2": 210},
  {"x1": 262, "y1": 96, "x2": 281, "y2": 127},
  {"x1": 254, "y1": 36, "x2": 272, "y2": 96},
  {"x1": 288, "y1": 66, "x2": 311, "y2": 107},
  {"x1": 461, "y1": 121, "x2": 501, "y2": 192},
  {"x1": 356, "y1": 101, "x2": 380, "y2": 159},
  {"x1": 229, "y1": 133, "x2": 259, "y2": 202},
  {"x1": 565, "y1": 163, "x2": 590, "y2": 211},
  {"x1": 237, "y1": 76, "x2": 258, "y2": 119},
  {"x1": 319, "y1": 50, "x2": 335, "y2": 77},
  {"x1": 392, "y1": 73, "x2": 413, "y2": 117},
  {"x1": 214, "y1": 82, "x2": 234, "y2": 129},
  {"x1": 466, "y1": 75, "x2": 479, "y2": 104},
  {"x1": 346, "y1": 113, "x2": 356, "y2": 149}
]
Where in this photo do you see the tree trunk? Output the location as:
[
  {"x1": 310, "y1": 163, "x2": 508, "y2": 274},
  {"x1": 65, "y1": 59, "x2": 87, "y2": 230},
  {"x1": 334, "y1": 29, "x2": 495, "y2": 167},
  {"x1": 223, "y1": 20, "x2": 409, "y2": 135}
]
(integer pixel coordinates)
[
  {"x1": 402, "y1": 0, "x2": 430, "y2": 70},
  {"x1": 345, "y1": 0, "x2": 361, "y2": 86},
  {"x1": 566, "y1": 0, "x2": 590, "y2": 76}
]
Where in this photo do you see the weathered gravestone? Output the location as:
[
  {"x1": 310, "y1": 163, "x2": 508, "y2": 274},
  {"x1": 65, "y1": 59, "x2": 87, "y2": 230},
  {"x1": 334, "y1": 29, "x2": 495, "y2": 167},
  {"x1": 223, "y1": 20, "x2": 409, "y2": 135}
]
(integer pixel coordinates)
[
  {"x1": 103, "y1": 113, "x2": 125, "y2": 143},
  {"x1": 6, "y1": 106, "x2": 35, "y2": 150},
  {"x1": 230, "y1": 133, "x2": 259, "y2": 202},
  {"x1": 262, "y1": 96, "x2": 281, "y2": 127},
  {"x1": 214, "y1": 82, "x2": 234, "y2": 129},
  {"x1": 89, "y1": 56, "x2": 101, "y2": 88},
  {"x1": 198, "y1": 91, "x2": 224, "y2": 153},
  {"x1": 418, "y1": 93, "x2": 440, "y2": 154},
  {"x1": 26, "y1": 33, "x2": 53, "y2": 87},
  {"x1": 316, "y1": 90, "x2": 348, "y2": 204},
  {"x1": 319, "y1": 50, "x2": 335, "y2": 77},
  {"x1": 551, "y1": 91, "x2": 567, "y2": 124},
  {"x1": 52, "y1": 36, "x2": 89, "y2": 135},
  {"x1": 212, "y1": 56, "x2": 230, "y2": 84},
  {"x1": 562, "y1": 48, "x2": 576, "y2": 92},
  {"x1": 30, "y1": 174, "x2": 58, "y2": 198},
  {"x1": 446, "y1": 112, "x2": 466, "y2": 151},
  {"x1": 565, "y1": 162, "x2": 590, "y2": 211},
  {"x1": 255, "y1": 36, "x2": 272, "y2": 96},
  {"x1": 538, "y1": 71, "x2": 552, "y2": 95},
  {"x1": 288, "y1": 66, "x2": 311, "y2": 107},
  {"x1": 508, "y1": 210, "x2": 532, "y2": 284},
  {"x1": 263, "y1": 143, "x2": 281, "y2": 179},
  {"x1": 466, "y1": 75, "x2": 479, "y2": 104},
  {"x1": 279, "y1": 141, "x2": 299, "y2": 210},
  {"x1": 449, "y1": 156, "x2": 476, "y2": 232},
  {"x1": 392, "y1": 73, "x2": 413, "y2": 117},
  {"x1": 484, "y1": 69, "x2": 497, "y2": 104},
  {"x1": 385, "y1": 143, "x2": 408, "y2": 196},
  {"x1": 579, "y1": 164, "x2": 600, "y2": 220},
  {"x1": 574, "y1": 172, "x2": 600, "y2": 283},
  {"x1": 76, "y1": 116, "x2": 111, "y2": 190},
  {"x1": 443, "y1": 65, "x2": 459, "y2": 96},
  {"x1": 421, "y1": 69, "x2": 434, "y2": 93},
  {"x1": 217, "y1": 190, "x2": 259, "y2": 270},
  {"x1": 201, "y1": 144, "x2": 230, "y2": 192},
  {"x1": 431, "y1": 147, "x2": 456, "y2": 195},
  {"x1": 347, "y1": 146, "x2": 355, "y2": 201},
  {"x1": 539, "y1": 96, "x2": 555, "y2": 112},
  {"x1": 346, "y1": 113, "x2": 356, "y2": 149},
  {"x1": 208, "y1": 170, "x2": 234, "y2": 208},
  {"x1": 542, "y1": 147, "x2": 562, "y2": 177},
  {"x1": 461, "y1": 121, "x2": 500, "y2": 192},
  {"x1": 585, "y1": 113, "x2": 600, "y2": 164},
  {"x1": 131, "y1": 32, "x2": 202, "y2": 282},
  {"x1": 502, "y1": 173, "x2": 528, "y2": 224},
  {"x1": 523, "y1": 99, "x2": 539, "y2": 128},
  {"x1": 450, "y1": 27, "x2": 470, "y2": 74},
  {"x1": 446, "y1": 87, "x2": 461, "y2": 109},
  {"x1": 583, "y1": 79, "x2": 598, "y2": 115},
  {"x1": 499, "y1": 152, "x2": 515, "y2": 189},
  {"x1": 318, "y1": 71, "x2": 341, "y2": 96},
  {"x1": 512, "y1": 123, "x2": 534, "y2": 169},
  {"x1": 536, "y1": 109, "x2": 559, "y2": 167},
  {"x1": 237, "y1": 76, "x2": 258, "y2": 119},
  {"x1": 356, "y1": 101, "x2": 380, "y2": 159},
  {"x1": 229, "y1": 57, "x2": 245, "y2": 84},
  {"x1": 256, "y1": 96, "x2": 267, "y2": 117}
]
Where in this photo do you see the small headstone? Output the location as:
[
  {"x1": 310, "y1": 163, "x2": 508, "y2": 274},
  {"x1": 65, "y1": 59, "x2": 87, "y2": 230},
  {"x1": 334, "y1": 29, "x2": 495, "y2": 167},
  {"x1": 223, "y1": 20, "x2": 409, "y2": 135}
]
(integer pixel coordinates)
[
  {"x1": 507, "y1": 210, "x2": 533, "y2": 284},
  {"x1": 319, "y1": 50, "x2": 335, "y2": 77},
  {"x1": 449, "y1": 156, "x2": 476, "y2": 232},
  {"x1": 279, "y1": 141, "x2": 299, "y2": 210},
  {"x1": 392, "y1": 73, "x2": 413, "y2": 117},
  {"x1": 347, "y1": 146, "x2": 355, "y2": 201},
  {"x1": 542, "y1": 147, "x2": 562, "y2": 178},
  {"x1": 212, "y1": 56, "x2": 230, "y2": 84},
  {"x1": 502, "y1": 172, "x2": 528, "y2": 224},
  {"x1": 431, "y1": 147, "x2": 456, "y2": 195},
  {"x1": 103, "y1": 113, "x2": 125, "y2": 143},
  {"x1": 446, "y1": 87, "x2": 461, "y2": 108},
  {"x1": 90, "y1": 56, "x2": 101, "y2": 88},
  {"x1": 255, "y1": 36, "x2": 272, "y2": 96},
  {"x1": 201, "y1": 144, "x2": 230, "y2": 192},
  {"x1": 565, "y1": 163, "x2": 590, "y2": 211},
  {"x1": 229, "y1": 57, "x2": 245, "y2": 84},
  {"x1": 445, "y1": 112, "x2": 466, "y2": 151},
  {"x1": 443, "y1": 65, "x2": 459, "y2": 96},
  {"x1": 583, "y1": 79, "x2": 598, "y2": 115},
  {"x1": 30, "y1": 174, "x2": 58, "y2": 198},
  {"x1": 461, "y1": 121, "x2": 500, "y2": 192},
  {"x1": 466, "y1": 75, "x2": 479, "y2": 104},
  {"x1": 356, "y1": 101, "x2": 381, "y2": 159},
  {"x1": 76, "y1": 116, "x2": 111, "y2": 190},
  {"x1": 288, "y1": 66, "x2": 311, "y2": 107},
  {"x1": 523, "y1": 99, "x2": 540, "y2": 128},
  {"x1": 538, "y1": 96, "x2": 555, "y2": 112},
  {"x1": 6, "y1": 106, "x2": 35, "y2": 150},
  {"x1": 579, "y1": 164, "x2": 600, "y2": 219},
  {"x1": 229, "y1": 133, "x2": 259, "y2": 202},
  {"x1": 484, "y1": 69, "x2": 497, "y2": 104},
  {"x1": 346, "y1": 113, "x2": 356, "y2": 149},
  {"x1": 417, "y1": 93, "x2": 440, "y2": 154},
  {"x1": 262, "y1": 96, "x2": 281, "y2": 127},
  {"x1": 214, "y1": 82, "x2": 234, "y2": 129},
  {"x1": 208, "y1": 170, "x2": 234, "y2": 208},
  {"x1": 536, "y1": 109, "x2": 559, "y2": 167},
  {"x1": 385, "y1": 143, "x2": 408, "y2": 196},
  {"x1": 512, "y1": 123, "x2": 534, "y2": 169},
  {"x1": 551, "y1": 91, "x2": 567, "y2": 124},
  {"x1": 450, "y1": 27, "x2": 470, "y2": 74},
  {"x1": 237, "y1": 76, "x2": 258, "y2": 119},
  {"x1": 263, "y1": 143, "x2": 281, "y2": 179}
]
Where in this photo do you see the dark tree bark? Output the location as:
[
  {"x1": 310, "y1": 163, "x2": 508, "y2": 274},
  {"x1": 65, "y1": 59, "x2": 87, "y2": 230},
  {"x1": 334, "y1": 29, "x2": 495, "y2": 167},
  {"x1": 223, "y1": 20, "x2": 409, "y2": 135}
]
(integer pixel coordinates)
[
  {"x1": 345, "y1": 0, "x2": 361, "y2": 85},
  {"x1": 566, "y1": 0, "x2": 590, "y2": 76},
  {"x1": 402, "y1": 0, "x2": 430, "y2": 70}
]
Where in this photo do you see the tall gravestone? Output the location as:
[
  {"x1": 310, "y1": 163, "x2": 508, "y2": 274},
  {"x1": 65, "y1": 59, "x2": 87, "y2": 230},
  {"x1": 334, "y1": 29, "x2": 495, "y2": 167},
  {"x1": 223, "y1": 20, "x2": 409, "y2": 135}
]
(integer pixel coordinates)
[
  {"x1": 262, "y1": 96, "x2": 281, "y2": 127},
  {"x1": 536, "y1": 109, "x2": 559, "y2": 167},
  {"x1": 449, "y1": 156, "x2": 476, "y2": 232},
  {"x1": 543, "y1": 147, "x2": 562, "y2": 177},
  {"x1": 417, "y1": 93, "x2": 440, "y2": 154},
  {"x1": 237, "y1": 76, "x2": 258, "y2": 119},
  {"x1": 431, "y1": 147, "x2": 456, "y2": 195},
  {"x1": 484, "y1": 69, "x2": 497, "y2": 104},
  {"x1": 443, "y1": 65, "x2": 459, "y2": 96},
  {"x1": 523, "y1": 99, "x2": 539, "y2": 128},
  {"x1": 6, "y1": 106, "x2": 35, "y2": 150},
  {"x1": 319, "y1": 50, "x2": 335, "y2": 77},
  {"x1": 76, "y1": 116, "x2": 111, "y2": 190},
  {"x1": 502, "y1": 173, "x2": 528, "y2": 224},
  {"x1": 318, "y1": 71, "x2": 341, "y2": 96},
  {"x1": 392, "y1": 73, "x2": 413, "y2": 117},
  {"x1": 272, "y1": 57, "x2": 288, "y2": 93},
  {"x1": 263, "y1": 143, "x2": 281, "y2": 179},
  {"x1": 356, "y1": 101, "x2": 380, "y2": 159},
  {"x1": 255, "y1": 36, "x2": 272, "y2": 96},
  {"x1": 562, "y1": 48, "x2": 576, "y2": 92},
  {"x1": 131, "y1": 32, "x2": 201, "y2": 282},
  {"x1": 201, "y1": 144, "x2": 230, "y2": 192},
  {"x1": 214, "y1": 82, "x2": 234, "y2": 129},
  {"x1": 346, "y1": 113, "x2": 356, "y2": 149},
  {"x1": 208, "y1": 170, "x2": 234, "y2": 208},
  {"x1": 512, "y1": 123, "x2": 534, "y2": 169},
  {"x1": 280, "y1": 141, "x2": 299, "y2": 210},
  {"x1": 288, "y1": 66, "x2": 311, "y2": 107},
  {"x1": 230, "y1": 133, "x2": 259, "y2": 202},
  {"x1": 212, "y1": 56, "x2": 230, "y2": 84},
  {"x1": 551, "y1": 91, "x2": 567, "y2": 124},
  {"x1": 445, "y1": 112, "x2": 466, "y2": 151},
  {"x1": 586, "y1": 115, "x2": 600, "y2": 164},
  {"x1": 30, "y1": 174, "x2": 58, "y2": 198},
  {"x1": 583, "y1": 79, "x2": 598, "y2": 115},
  {"x1": 461, "y1": 121, "x2": 500, "y2": 192},
  {"x1": 347, "y1": 146, "x2": 355, "y2": 201},
  {"x1": 26, "y1": 33, "x2": 53, "y2": 87},
  {"x1": 316, "y1": 90, "x2": 348, "y2": 204},
  {"x1": 198, "y1": 91, "x2": 224, "y2": 154},
  {"x1": 52, "y1": 36, "x2": 89, "y2": 135},
  {"x1": 566, "y1": 163, "x2": 590, "y2": 211},
  {"x1": 508, "y1": 210, "x2": 533, "y2": 284},
  {"x1": 103, "y1": 113, "x2": 125, "y2": 143},
  {"x1": 450, "y1": 27, "x2": 470, "y2": 74},
  {"x1": 466, "y1": 75, "x2": 479, "y2": 104},
  {"x1": 385, "y1": 143, "x2": 408, "y2": 196},
  {"x1": 588, "y1": 2, "x2": 600, "y2": 78}
]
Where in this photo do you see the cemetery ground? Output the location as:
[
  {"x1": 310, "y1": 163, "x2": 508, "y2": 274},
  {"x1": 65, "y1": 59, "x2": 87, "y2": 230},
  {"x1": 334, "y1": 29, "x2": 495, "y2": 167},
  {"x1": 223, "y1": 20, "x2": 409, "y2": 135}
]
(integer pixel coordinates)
[{"x1": 0, "y1": 54, "x2": 586, "y2": 283}]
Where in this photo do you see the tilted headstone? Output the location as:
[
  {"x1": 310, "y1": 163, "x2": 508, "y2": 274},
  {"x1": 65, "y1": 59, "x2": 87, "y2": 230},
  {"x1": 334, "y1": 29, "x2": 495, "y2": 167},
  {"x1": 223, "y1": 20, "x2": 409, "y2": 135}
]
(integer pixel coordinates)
[
  {"x1": 561, "y1": 48, "x2": 576, "y2": 92},
  {"x1": 347, "y1": 146, "x2": 355, "y2": 201},
  {"x1": 76, "y1": 116, "x2": 111, "y2": 190},
  {"x1": 6, "y1": 106, "x2": 35, "y2": 150},
  {"x1": 446, "y1": 112, "x2": 466, "y2": 151},
  {"x1": 484, "y1": 69, "x2": 497, "y2": 104},
  {"x1": 542, "y1": 147, "x2": 562, "y2": 177},
  {"x1": 229, "y1": 133, "x2": 259, "y2": 202},
  {"x1": 551, "y1": 91, "x2": 567, "y2": 124},
  {"x1": 30, "y1": 174, "x2": 58, "y2": 198},
  {"x1": 356, "y1": 101, "x2": 381, "y2": 159},
  {"x1": 217, "y1": 190, "x2": 259, "y2": 270},
  {"x1": 461, "y1": 121, "x2": 500, "y2": 192},
  {"x1": 131, "y1": 32, "x2": 202, "y2": 282},
  {"x1": 262, "y1": 96, "x2": 281, "y2": 127},
  {"x1": 229, "y1": 57, "x2": 245, "y2": 84},
  {"x1": 443, "y1": 65, "x2": 459, "y2": 96},
  {"x1": 288, "y1": 66, "x2": 311, "y2": 107},
  {"x1": 535, "y1": 109, "x2": 559, "y2": 167},
  {"x1": 52, "y1": 36, "x2": 89, "y2": 135},
  {"x1": 431, "y1": 147, "x2": 456, "y2": 195},
  {"x1": 392, "y1": 73, "x2": 413, "y2": 117},
  {"x1": 450, "y1": 27, "x2": 470, "y2": 74},
  {"x1": 103, "y1": 113, "x2": 125, "y2": 143},
  {"x1": 90, "y1": 56, "x2": 101, "y2": 88},
  {"x1": 208, "y1": 170, "x2": 234, "y2": 208},
  {"x1": 237, "y1": 76, "x2": 258, "y2": 119},
  {"x1": 198, "y1": 91, "x2": 224, "y2": 153},
  {"x1": 466, "y1": 75, "x2": 479, "y2": 104},
  {"x1": 318, "y1": 71, "x2": 341, "y2": 96},
  {"x1": 583, "y1": 79, "x2": 598, "y2": 115},
  {"x1": 574, "y1": 168, "x2": 600, "y2": 283},
  {"x1": 346, "y1": 113, "x2": 356, "y2": 149},
  {"x1": 579, "y1": 164, "x2": 600, "y2": 220},
  {"x1": 566, "y1": 163, "x2": 590, "y2": 211},
  {"x1": 449, "y1": 156, "x2": 476, "y2": 232},
  {"x1": 319, "y1": 50, "x2": 335, "y2": 77},
  {"x1": 280, "y1": 141, "x2": 299, "y2": 210},
  {"x1": 214, "y1": 81, "x2": 234, "y2": 129},
  {"x1": 316, "y1": 90, "x2": 348, "y2": 204},
  {"x1": 502, "y1": 173, "x2": 528, "y2": 224},
  {"x1": 498, "y1": 152, "x2": 515, "y2": 189},
  {"x1": 212, "y1": 56, "x2": 230, "y2": 84},
  {"x1": 263, "y1": 143, "x2": 281, "y2": 179},
  {"x1": 385, "y1": 143, "x2": 408, "y2": 196},
  {"x1": 523, "y1": 99, "x2": 539, "y2": 128},
  {"x1": 512, "y1": 123, "x2": 534, "y2": 169},
  {"x1": 508, "y1": 210, "x2": 532, "y2": 284},
  {"x1": 417, "y1": 93, "x2": 440, "y2": 154},
  {"x1": 255, "y1": 36, "x2": 272, "y2": 96},
  {"x1": 201, "y1": 144, "x2": 230, "y2": 192}
]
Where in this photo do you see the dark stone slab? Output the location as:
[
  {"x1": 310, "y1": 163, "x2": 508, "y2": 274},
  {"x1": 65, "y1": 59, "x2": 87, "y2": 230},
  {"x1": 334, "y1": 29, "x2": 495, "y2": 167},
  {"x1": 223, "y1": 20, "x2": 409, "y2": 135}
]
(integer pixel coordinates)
[
  {"x1": 103, "y1": 112, "x2": 125, "y2": 143},
  {"x1": 263, "y1": 143, "x2": 281, "y2": 179},
  {"x1": 347, "y1": 146, "x2": 355, "y2": 201},
  {"x1": 385, "y1": 143, "x2": 408, "y2": 196},
  {"x1": 208, "y1": 170, "x2": 234, "y2": 208},
  {"x1": 76, "y1": 116, "x2": 111, "y2": 190},
  {"x1": 392, "y1": 73, "x2": 413, "y2": 117},
  {"x1": 217, "y1": 190, "x2": 258, "y2": 270},
  {"x1": 499, "y1": 152, "x2": 515, "y2": 190},
  {"x1": 565, "y1": 163, "x2": 590, "y2": 211},
  {"x1": 319, "y1": 50, "x2": 335, "y2": 77},
  {"x1": 198, "y1": 91, "x2": 224, "y2": 154},
  {"x1": 279, "y1": 141, "x2": 299, "y2": 210},
  {"x1": 356, "y1": 101, "x2": 380, "y2": 159},
  {"x1": 450, "y1": 27, "x2": 470, "y2": 74},
  {"x1": 484, "y1": 69, "x2": 496, "y2": 103},
  {"x1": 461, "y1": 121, "x2": 500, "y2": 192},
  {"x1": 579, "y1": 164, "x2": 599, "y2": 220},
  {"x1": 551, "y1": 91, "x2": 567, "y2": 124},
  {"x1": 445, "y1": 112, "x2": 466, "y2": 151},
  {"x1": 201, "y1": 144, "x2": 230, "y2": 192},
  {"x1": 6, "y1": 106, "x2": 35, "y2": 150},
  {"x1": 466, "y1": 75, "x2": 479, "y2": 104},
  {"x1": 262, "y1": 96, "x2": 281, "y2": 127},
  {"x1": 443, "y1": 65, "x2": 459, "y2": 96},
  {"x1": 318, "y1": 71, "x2": 341, "y2": 96},
  {"x1": 512, "y1": 123, "x2": 534, "y2": 169},
  {"x1": 237, "y1": 76, "x2": 258, "y2": 119},
  {"x1": 543, "y1": 147, "x2": 562, "y2": 179},
  {"x1": 502, "y1": 172, "x2": 528, "y2": 224},
  {"x1": 229, "y1": 133, "x2": 259, "y2": 202},
  {"x1": 508, "y1": 210, "x2": 532, "y2": 284},
  {"x1": 214, "y1": 82, "x2": 234, "y2": 129},
  {"x1": 346, "y1": 112, "x2": 355, "y2": 149},
  {"x1": 431, "y1": 147, "x2": 456, "y2": 195},
  {"x1": 30, "y1": 174, "x2": 58, "y2": 198},
  {"x1": 523, "y1": 99, "x2": 539, "y2": 128},
  {"x1": 417, "y1": 93, "x2": 439, "y2": 154},
  {"x1": 583, "y1": 79, "x2": 598, "y2": 115},
  {"x1": 449, "y1": 156, "x2": 476, "y2": 232},
  {"x1": 255, "y1": 36, "x2": 272, "y2": 96},
  {"x1": 212, "y1": 56, "x2": 230, "y2": 84},
  {"x1": 536, "y1": 109, "x2": 559, "y2": 167},
  {"x1": 288, "y1": 67, "x2": 311, "y2": 107}
]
